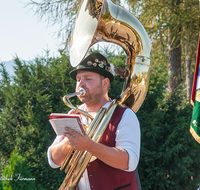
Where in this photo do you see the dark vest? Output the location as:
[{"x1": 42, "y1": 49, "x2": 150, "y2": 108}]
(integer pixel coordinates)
[{"x1": 87, "y1": 106, "x2": 138, "y2": 190}]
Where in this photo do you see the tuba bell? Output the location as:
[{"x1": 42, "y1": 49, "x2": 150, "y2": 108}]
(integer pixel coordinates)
[{"x1": 59, "y1": 0, "x2": 152, "y2": 189}]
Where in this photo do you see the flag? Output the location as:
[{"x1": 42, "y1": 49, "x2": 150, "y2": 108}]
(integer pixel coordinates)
[{"x1": 190, "y1": 33, "x2": 200, "y2": 144}]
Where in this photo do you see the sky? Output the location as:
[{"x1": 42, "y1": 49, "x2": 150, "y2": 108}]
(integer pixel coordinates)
[{"x1": 0, "y1": 0, "x2": 63, "y2": 62}]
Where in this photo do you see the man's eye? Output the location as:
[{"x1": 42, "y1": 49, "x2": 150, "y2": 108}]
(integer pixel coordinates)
[{"x1": 86, "y1": 78, "x2": 92, "y2": 80}]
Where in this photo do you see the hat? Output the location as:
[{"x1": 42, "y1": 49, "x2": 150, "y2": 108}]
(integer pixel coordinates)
[{"x1": 69, "y1": 53, "x2": 114, "y2": 82}]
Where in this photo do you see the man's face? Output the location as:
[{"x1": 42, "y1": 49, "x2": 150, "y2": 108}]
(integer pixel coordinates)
[{"x1": 76, "y1": 71, "x2": 104, "y2": 106}]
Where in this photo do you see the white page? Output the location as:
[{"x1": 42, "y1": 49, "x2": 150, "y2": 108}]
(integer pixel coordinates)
[{"x1": 49, "y1": 117, "x2": 84, "y2": 136}]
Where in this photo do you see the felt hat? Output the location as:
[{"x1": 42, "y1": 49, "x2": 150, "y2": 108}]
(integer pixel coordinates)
[{"x1": 69, "y1": 53, "x2": 114, "y2": 82}]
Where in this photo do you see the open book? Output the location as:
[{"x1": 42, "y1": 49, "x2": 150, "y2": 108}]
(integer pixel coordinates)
[{"x1": 49, "y1": 113, "x2": 85, "y2": 136}]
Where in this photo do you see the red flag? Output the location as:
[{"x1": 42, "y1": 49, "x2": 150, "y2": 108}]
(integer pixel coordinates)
[
  {"x1": 191, "y1": 33, "x2": 200, "y2": 106},
  {"x1": 190, "y1": 33, "x2": 200, "y2": 143}
]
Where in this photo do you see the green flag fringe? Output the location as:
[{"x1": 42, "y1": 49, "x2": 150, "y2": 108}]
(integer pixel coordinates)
[{"x1": 190, "y1": 126, "x2": 200, "y2": 144}]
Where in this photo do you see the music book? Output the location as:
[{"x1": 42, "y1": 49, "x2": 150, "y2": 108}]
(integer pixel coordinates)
[{"x1": 49, "y1": 113, "x2": 85, "y2": 136}]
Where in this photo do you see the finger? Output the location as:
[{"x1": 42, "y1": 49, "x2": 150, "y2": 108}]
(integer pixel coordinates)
[
  {"x1": 65, "y1": 133, "x2": 75, "y2": 141},
  {"x1": 65, "y1": 127, "x2": 79, "y2": 137},
  {"x1": 63, "y1": 132, "x2": 71, "y2": 138},
  {"x1": 65, "y1": 134, "x2": 77, "y2": 149}
]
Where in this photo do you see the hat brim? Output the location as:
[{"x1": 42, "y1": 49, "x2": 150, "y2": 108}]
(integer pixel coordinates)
[{"x1": 70, "y1": 67, "x2": 114, "y2": 82}]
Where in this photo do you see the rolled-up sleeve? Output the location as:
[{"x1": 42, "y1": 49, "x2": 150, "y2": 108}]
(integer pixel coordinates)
[
  {"x1": 47, "y1": 135, "x2": 63, "y2": 168},
  {"x1": 115, "y1": 108, "x2": 140, "y2": 171}
]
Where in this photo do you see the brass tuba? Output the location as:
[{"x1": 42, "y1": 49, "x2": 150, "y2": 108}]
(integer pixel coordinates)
[{"x1": 59, "y1": 0, "x2": 152, "y2": 189}]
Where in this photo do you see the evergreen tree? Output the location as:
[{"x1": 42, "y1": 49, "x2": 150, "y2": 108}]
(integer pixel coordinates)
[
  {"x1": 137, "y1": 59, "x2": 200, "y2": 189},
  {"x1": 2, "y1": 147, "x2": 36, "y2": 190},
  {"x1": 1, "y1": 49, "x2": 200, "y2": 189},
  {"x1": 0, "y1": 51, "x2": 76, "y2": 189},
  {"x1": 1, "y1": 1, "x2": 200, "y2": 188}
]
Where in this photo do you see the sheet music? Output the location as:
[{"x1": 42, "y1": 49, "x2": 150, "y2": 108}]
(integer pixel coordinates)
[{"x1": 49, "y1": 117, "x2": 84, "y2": 136}]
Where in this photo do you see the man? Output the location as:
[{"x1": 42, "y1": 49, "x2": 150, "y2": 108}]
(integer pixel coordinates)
[{"x1": 47, "y1": 53, "x2": 140, "y2": 190}]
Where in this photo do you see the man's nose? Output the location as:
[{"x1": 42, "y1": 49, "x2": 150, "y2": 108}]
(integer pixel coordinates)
[{"x1": 77, "y1": 79, "x2": 86, "y2": 87}]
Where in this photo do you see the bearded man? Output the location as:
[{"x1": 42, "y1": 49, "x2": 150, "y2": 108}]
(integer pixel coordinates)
[{"x1": 47, "y1": 53, "x2": 141, "y2": 190}]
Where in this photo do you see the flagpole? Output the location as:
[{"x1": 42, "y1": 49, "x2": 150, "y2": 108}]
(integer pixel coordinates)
[
  {"x1": 191, "y1": 37, "x2": 200, "y2": 105},
  {"x1": 189, "y1": 1, "x2": 200, "y2": 144}
]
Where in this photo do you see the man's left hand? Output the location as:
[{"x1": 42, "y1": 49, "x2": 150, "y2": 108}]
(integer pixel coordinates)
[{"x1": 64, "y1": 127, "x2": 91, "y2": 151}]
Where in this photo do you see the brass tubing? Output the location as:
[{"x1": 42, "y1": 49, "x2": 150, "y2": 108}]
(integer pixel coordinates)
[
  {"x1": 64, "y1": 101, "x2": 118, "y2": 189},
  {"x1": 59, "y1": 150, "x2": 85, "y2": 190},
  {"x1": 64, "y1": 150, "x2": 84, "y2": 174},
  {"x1": 60, "y1": 107, "x2": 106, "y2": 171},
  {"x1": 66, "y1": 152, "x2": 93, "y2": 190},
  {"x1": 87, "y1": 107, "x2": 106, "y2": 137},
  {"x1": 64, "y1": 107, "x2": 106, "y2": 173},
  {"x1": 64, "y1": 151, "x2": 85, "y2": 183},
  {"x1": 64, "y1": 150, "x2": 80, "y2": 173},
  {"x1": 63, "y1": 108, "x2": 107, "y2": 182},
  {"x1": 67, "y1": 88, "x2": 85, "y2": 98},
  {"x1": 63, "y1": 95, "x2": 93, "y2": 121},
  {"x1": 60, "y1": 148, "x2": 74, "y2": 170},
  {"x1": 59, "y1": 0, "x2": 152, "y2": 185},
  {"x1": 92, "y1": 102, "x2": 118, "y2": 142},
  {"x1": 60, "y1": 90, "x2": 128, "y2": 189}
]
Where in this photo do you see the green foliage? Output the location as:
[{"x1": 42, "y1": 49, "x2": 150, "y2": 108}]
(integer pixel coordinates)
[
  {"x1": 137, "y1": 61, "x2": 200, "y2": 189},
  {"x1": 127, "y1": 0, "x2": 199, "y2": 44},
  {"x1": 0, "y1": 51, "x2": 73, "y2": 189},
  {"x1": 119, "y1": 1, "x2": 200, "y2": 188},
  {"x1": 2, "y1": 147, "x2": 36, "y2": 190},
  {"x1": 1, "y1": 0, "x2": 199, "y2": 189},
  {"x1": 0, "y1": 180, "x2": 2, "y2": 190},
  {"x1": 1, "y1": 49, "x2": 200, "y2": 190},
  {"x1": 0, "y1": 159, "x2": 3, "y2": 190},
  {"x1": 124, "y1": 0, "x2": 198, "y2": 95}
]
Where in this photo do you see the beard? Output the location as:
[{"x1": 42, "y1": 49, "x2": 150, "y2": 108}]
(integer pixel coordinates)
[{"x1": 77, "y1": 83, "x2": 104, "y2": 106}]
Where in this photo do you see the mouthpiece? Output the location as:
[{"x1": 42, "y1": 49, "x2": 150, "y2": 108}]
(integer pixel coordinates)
[
  {"x1": 66, "y1": 88, "x2": 86, "y2": 99},
  {"x1": 79, "y1": 88, "x2": 86, "y2": 96}
]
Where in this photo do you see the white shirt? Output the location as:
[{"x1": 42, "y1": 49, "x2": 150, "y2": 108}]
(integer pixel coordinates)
[{"x1": 47, "y1": 102, "x2": 140, "y2": 190}]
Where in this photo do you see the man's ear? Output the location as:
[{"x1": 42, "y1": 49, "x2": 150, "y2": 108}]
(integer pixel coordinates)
[{"x1": 102, "y1": 78, "x2": 110, "y2": 89}]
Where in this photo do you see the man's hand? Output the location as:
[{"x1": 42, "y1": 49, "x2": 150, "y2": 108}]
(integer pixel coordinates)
[
  {"x1": 50, "y1": 136, "x2": 71, "y2": 166},
  {"x1": 64, "y1": 127, "x2": 129, "y2": 170},
  {"x1": 65, "y1": 127, "x2": 92, "y2": 151}
]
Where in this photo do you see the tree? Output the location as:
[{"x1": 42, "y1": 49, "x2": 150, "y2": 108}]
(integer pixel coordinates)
[
  {"x1": 183, "y1": 0, "x2": 197, "y2": 99},
  {"x1": 1, "y1": 49, "x2": 200, "y2": 189},
  {"x1": 167, "y1": 0, "x2": 182, "y2": 92},
  {"x1": 2, "y1": 147, "x2": 36, "y2": 190},
  {"x1": 28, "y1": 0, "x2": 121, "y2": 51},
  {"x1": 0, "y1": 51, "x2": 76, "y2": 189},
  {"x1": 28, "y1": 0, "x2": 80, "y2": 46},
  {"x1": 125, "y1": 0, "x2": 198, "y2": 97},
  {"x1": 137, "y1": 58, "x2": 200, "y2": 190}
]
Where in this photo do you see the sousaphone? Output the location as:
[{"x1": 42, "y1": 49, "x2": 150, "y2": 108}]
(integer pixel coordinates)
[
  {"x1": 70, "y1": 0, "x2": 152, "y2": 112},
  {"x1": 60, "y1": 0, "x2": 152, "y2": 189}
]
